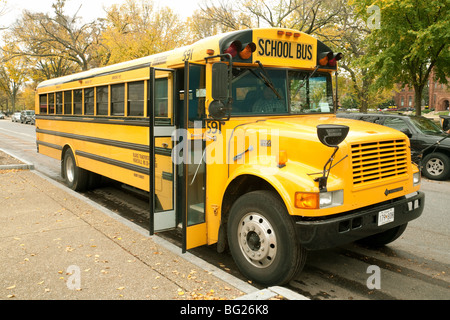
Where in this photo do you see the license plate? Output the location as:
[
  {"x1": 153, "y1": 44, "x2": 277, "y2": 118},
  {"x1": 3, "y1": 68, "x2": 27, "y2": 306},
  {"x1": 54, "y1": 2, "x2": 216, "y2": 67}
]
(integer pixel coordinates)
[{"x1": 378, "y1": 208, "x2": 394, "y2": 226}]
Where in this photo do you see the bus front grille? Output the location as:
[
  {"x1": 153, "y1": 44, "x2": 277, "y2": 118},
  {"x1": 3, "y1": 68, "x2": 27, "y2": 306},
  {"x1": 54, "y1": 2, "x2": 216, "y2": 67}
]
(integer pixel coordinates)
[{"x1": 351, "y1": 139, "x2": 409, "y2": 186}]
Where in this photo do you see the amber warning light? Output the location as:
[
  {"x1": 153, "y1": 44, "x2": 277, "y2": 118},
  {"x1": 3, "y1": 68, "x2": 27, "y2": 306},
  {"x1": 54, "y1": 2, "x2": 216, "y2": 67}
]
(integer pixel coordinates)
[
  {"x1": 224, "y1": 40, "x2": 256, "y2": 60},
  {"x1": 319, "y1": 51, "x2": 342, "y2": 67}
]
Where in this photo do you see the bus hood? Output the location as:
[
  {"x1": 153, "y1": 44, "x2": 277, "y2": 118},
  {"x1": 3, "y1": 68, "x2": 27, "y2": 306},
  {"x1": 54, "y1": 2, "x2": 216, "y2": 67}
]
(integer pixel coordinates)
[
  {"x1": 242, "y1": 115, "x2": 407, "y2": 144},
  {"x1": 234, "y1": 115, "x2": 410, "y2": 178}
]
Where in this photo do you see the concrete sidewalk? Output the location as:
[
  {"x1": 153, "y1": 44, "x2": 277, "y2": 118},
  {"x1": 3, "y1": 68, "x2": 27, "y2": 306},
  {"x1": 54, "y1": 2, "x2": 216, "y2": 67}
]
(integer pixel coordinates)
[{"x1": 0, "y1": 150, "x2": 307, "y2": 300}]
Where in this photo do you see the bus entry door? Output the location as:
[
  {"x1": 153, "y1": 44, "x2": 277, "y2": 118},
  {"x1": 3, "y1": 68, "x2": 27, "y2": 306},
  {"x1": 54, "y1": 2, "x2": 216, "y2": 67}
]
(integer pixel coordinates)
[
  {"x1": 182, "y1": 62, "x2": 208, "y2": 252},
  {"x1": 149, "y1": 68, "x2": 176, "y2": 234}
]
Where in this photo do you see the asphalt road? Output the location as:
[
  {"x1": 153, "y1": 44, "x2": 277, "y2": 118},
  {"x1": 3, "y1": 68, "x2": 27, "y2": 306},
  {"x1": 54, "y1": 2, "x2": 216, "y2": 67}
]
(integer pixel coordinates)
[{"x1": 1, "y1": 118, "x2": 449, "y2": 300}]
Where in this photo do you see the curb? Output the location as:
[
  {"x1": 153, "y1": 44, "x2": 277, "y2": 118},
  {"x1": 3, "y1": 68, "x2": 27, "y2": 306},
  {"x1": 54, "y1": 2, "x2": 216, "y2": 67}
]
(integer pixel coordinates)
[{"x1": 0, "y1": 148, "x2": 35, "y2": 170}]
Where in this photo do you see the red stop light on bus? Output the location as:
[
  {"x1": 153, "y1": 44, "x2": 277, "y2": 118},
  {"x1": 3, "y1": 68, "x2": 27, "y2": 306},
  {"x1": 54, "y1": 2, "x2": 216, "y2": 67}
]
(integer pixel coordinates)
[
  {"x1": 318, "y1": 51, "x2": 342, "y2": 67},
  {"x1": 224, "y1": 40, "x2": 256, "y2": 60}
]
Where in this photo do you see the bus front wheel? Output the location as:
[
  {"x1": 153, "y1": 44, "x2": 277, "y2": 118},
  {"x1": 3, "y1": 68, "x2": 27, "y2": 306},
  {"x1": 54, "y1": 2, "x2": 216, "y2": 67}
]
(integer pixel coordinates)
[
  {"x1": 63, "y1": 149, "x2": 89, "y2": 191},
  {"x1": 227, "y1": 190, "x2": 307, "y2": 286}
]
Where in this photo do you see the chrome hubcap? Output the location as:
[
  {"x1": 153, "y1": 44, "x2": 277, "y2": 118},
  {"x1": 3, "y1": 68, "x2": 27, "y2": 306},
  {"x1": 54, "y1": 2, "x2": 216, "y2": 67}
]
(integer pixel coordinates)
[
  {"x1": 66, "y1": 157, "x2": 75, "y2": 183},
  {"x1": 237, "y1": 213, "x2": 277, "y2": 268}
]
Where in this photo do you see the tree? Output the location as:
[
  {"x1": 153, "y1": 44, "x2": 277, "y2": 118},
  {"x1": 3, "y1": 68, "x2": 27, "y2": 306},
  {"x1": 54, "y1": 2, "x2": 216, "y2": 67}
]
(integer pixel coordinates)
[
  {"x1": 100, "y1": 0, "x2": 187, "y2": 65},
  {"x1": 5, "y1": 0, "x2": 103, "y2": 74},
  {"x1": 199, "y1": 0, "x2": 345, "y2": 37},
  {"x1": 0, "y1": 44, "x2": 29, "y2": 112},
  {"x1": 353, "y1": 0, "x2": 450, "y2": 115}
]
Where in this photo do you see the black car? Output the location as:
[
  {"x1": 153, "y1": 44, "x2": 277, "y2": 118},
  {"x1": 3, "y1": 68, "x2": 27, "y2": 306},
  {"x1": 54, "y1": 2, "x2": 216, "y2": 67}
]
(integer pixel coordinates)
[{"x1": 337, "y1": 113, "x2": 450, "y2": 181}]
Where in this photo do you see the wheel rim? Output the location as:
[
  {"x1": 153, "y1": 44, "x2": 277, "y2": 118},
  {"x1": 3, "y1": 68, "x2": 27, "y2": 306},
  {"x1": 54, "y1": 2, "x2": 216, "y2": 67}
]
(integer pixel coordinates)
[
  {"x1": 66, "y1": 156, "x2": 75, "y2": 183},
  {"x1": 426, "y1": 158, "x2": 444, "y2": 176},
  {"x1": 237, "y1": 213, "x2": 277, "y2": 268}
]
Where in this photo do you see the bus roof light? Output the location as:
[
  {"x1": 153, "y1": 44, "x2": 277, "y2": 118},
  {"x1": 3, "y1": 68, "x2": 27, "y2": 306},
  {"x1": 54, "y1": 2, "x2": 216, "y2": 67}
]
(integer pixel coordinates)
[
  {"x1": 319, "y1": 52, "x2": 334, "y2": 66},
  {"x1": 285, "y1": 31, "x2": 293, "y2": 37},
  {"x1": 239, "y1": 42, "x2": 256, "y2": 60},
  {"x1": 277, "y1": 30, "x2": 284, "y2": 35},
  {"x1": 224, "y1": 40, "x2": 242, "y2": 58},
  {"x1": 328, "y1": 53, "x2": 343, "y2": 67}
]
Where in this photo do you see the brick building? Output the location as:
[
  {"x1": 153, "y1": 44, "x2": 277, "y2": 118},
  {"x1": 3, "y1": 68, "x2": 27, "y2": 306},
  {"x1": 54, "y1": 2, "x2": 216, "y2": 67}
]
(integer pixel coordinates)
[{"x1": 393, "y1": 69, "x2": 449, "y2": 111}]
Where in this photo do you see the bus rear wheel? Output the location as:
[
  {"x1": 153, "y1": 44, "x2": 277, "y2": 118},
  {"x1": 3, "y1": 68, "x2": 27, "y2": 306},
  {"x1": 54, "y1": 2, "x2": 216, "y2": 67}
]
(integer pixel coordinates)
[
  {"x1": 63, "y1": 148, "x2": 89, "y2": 191},
  {"x1": 227, "y1": 190, "x2": 306, "y2": 286}
]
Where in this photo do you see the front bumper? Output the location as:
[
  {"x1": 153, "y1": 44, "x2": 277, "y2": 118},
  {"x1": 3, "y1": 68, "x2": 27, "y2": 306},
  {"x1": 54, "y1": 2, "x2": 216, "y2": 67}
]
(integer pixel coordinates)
[{"x1": 295, "y1": 191, "x2": 425, "y2": 250}]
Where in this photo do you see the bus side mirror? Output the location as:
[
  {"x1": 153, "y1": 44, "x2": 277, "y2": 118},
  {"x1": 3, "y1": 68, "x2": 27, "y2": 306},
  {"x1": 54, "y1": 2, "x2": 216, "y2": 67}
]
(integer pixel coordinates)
[
  {"x1": 210, "y1": 62, "x2": 232, "y2": 120},
  {"x1": 212, "y1": 62, "x2": 229, "y2": 101},
  {"x1": 317, "y1": 124, "x2": 349, "y2": 148}
]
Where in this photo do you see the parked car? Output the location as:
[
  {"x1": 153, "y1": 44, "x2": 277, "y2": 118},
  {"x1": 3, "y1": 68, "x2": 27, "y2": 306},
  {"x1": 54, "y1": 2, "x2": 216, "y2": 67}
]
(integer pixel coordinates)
[
  {"x1": 0, "y1": 113, "x2": 5, "y2": 119},
  {"x1": 11, "y1": 112, "x2": 21, "y2": 122},
  {"x1": 337, "y1": 112, "x2": 450, "y2": 181},
  {"x1": 20, "y1": 110, "x2": 35, "y2": 124},
  {"x1": 440, "y1": 115, "x2": 450, "y2": 133}
]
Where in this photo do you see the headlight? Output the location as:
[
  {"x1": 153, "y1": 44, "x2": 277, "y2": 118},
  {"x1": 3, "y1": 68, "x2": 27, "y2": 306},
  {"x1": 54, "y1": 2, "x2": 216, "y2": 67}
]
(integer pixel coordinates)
[
  {"x1": 413, "y1": 171, "x2": 421, "y2": 186},
  {"x1": 295, "y1": 190, "x2": 344, "y2": 209},
  {"x1": 320, "y1": 190, "x2": 344, "y2": 208}
]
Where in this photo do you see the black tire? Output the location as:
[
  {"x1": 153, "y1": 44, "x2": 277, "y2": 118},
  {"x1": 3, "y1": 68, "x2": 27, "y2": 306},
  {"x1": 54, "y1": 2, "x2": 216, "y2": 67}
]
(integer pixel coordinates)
[
  {"x1": 357, "y1": 223, "x2": 408, "y2": 247},
  {"x1": 422, "y1": 152, "x2": 450, "y2": 181},
  {"x1": 227, "y1": 190, "x2": 307, "y2": 286},
  {"x1": 63, "y1": 148, "x2": 89, "y2": 191}
]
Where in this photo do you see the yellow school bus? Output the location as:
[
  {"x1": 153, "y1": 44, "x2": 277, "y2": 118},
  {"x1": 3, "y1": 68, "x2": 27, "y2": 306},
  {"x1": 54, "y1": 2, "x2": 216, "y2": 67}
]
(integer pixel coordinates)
[{"x1": 35, "y1": 28, "x2": 424, "y2": 285}]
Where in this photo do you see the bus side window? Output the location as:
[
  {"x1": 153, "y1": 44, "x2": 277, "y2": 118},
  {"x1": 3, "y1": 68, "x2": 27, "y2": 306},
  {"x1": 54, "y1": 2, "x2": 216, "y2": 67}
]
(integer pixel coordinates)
[
  {"x1": 188, "y1": 64, "x2": 206, "y2": 127},
  {"x1": 64, "y1": 91, "x2": 72, "y2": 115},
  {"x1": 39, "y1": 94, "x2": 48, "y2": 114},
  {"x1": 56, "y1": 92, "x2": 63, "y2": 114},
  {"x1": 74, "y1": 90, "x2": 83, "y2": 115},
  {"x1": 155, "y1": 78, "x2": 168, "y2": 117},
  {"x1": 96, "y1": 86, "x2": 108, "y2": 116},
  {"x1": 128, "y1": 81, "x2": 144, "y2": 116},
  {"x1": 111, "y1": 83, "x2": 125, "y2": 116},
  {"x1": 84, "y1": 88, "x2": 94, "y2": 115},
  {"x1": 48, "y1": 93, "x2": 55, "y2": 114}
]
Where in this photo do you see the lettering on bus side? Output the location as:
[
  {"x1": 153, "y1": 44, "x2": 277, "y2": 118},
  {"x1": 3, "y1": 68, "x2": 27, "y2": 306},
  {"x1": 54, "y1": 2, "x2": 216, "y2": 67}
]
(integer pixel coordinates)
[{"x1": 257, "y1": 38, "x2": 313, "y2": 61}]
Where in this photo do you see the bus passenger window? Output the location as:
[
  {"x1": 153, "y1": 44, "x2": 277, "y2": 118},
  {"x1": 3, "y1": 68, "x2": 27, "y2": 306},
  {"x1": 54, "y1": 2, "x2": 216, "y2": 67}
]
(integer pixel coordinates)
[
  {"x1": 188, "y1": 64, "x2": 206, "y2": 126},
  {"x1": 111, "y1": 84, "x2": 125, "y2": 116},
  {"x1": 56, "y1": 92, "x2": 63, "y2": 114},
  {"x1": 48, "y1": 93, "x2": 55, "y2": 114},
  {"x1": 155, "y1": 78, "x2": 168, "y2": 117},
  {"x1": 64, "y1": 91, "x2": 72, "y2": 115},
  {"x1": 74, "y1": 90, "x2": 82, "y2": 115},
  {"x1": 128, "y1": 81, "x2": 144, "y2": 116},
  {"x1": 96, "y1": 86, "x2": 108, "y2": 116},
  {"x1": 84, "y1": 88, "x2": 94, "y2": 115},
  {"x1": 39, "y1": 94, "x2": 47, "y2": 114}
]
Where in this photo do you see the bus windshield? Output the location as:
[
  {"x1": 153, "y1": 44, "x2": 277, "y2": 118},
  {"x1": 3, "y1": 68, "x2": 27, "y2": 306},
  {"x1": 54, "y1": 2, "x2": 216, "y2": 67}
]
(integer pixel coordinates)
[{"x1": 231, "y1": 67, "x2": 334, "y2": 116}]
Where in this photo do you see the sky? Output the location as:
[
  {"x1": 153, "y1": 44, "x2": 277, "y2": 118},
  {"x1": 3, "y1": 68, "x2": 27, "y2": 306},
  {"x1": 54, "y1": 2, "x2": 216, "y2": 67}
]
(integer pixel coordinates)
[{"x1": 0, "y1": 0, "x2": 205, "y2": 29}]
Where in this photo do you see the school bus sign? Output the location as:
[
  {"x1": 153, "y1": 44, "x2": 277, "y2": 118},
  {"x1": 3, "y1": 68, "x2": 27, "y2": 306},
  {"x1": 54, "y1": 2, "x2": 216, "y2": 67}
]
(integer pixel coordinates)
[{"x1": 253, "y1": 29, "x2": 317, "y2": 68}]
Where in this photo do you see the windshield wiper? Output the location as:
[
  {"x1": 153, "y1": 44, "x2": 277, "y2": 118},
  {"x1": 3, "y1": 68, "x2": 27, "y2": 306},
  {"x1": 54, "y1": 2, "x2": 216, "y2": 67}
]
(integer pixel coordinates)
[{"x1": 255, "y1": 60, "x2": 282, "y2": 100}]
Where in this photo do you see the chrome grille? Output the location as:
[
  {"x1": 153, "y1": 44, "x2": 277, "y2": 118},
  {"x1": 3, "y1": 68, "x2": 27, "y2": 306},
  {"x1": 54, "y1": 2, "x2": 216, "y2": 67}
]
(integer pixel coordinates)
[{"x1": 351, "y1": 140, "x2": 408, "y2": 186}]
